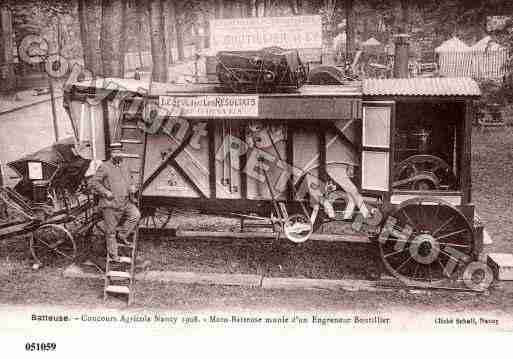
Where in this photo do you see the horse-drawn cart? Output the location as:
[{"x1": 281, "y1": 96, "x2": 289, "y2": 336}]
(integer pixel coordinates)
[{"x1": 0, "y1": 138, "x2": 100, "y2": 266}]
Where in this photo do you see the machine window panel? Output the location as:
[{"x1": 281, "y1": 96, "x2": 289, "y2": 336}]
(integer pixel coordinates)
[
  {"x1": 362, "y1": 151, "x2": 389, "y2": 191},
  {"x1": 363, "y1": 107, "x2": 390, "y2": 148}
]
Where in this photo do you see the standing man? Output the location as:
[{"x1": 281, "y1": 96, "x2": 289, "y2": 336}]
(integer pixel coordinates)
[{"x1": 90, "y1": 147, "x2": 140, "y2": 261}]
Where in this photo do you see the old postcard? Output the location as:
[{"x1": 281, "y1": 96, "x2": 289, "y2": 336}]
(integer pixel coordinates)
[{"x1": 1, "y1": 0, "x2": 513, "y2": 355}]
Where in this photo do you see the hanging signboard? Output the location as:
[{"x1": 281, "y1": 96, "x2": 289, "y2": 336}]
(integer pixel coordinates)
[
  {"x1": 159, "y1": 95, "x2": 259, "y2": 118},
  {"x1": 209, "y1": 15, "x2": 322, "y2": 52}
]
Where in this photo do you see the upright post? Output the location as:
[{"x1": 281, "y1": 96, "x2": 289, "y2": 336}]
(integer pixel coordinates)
[
  {"x1": 48, "y1": 75, "x2": 59, "y2": 142},
  {"x1": 393, "y1": 34, "x2": 410, "y2": 78},
  {"x1": 0, "y1": 6, "x2": 16, "y2": 93}
]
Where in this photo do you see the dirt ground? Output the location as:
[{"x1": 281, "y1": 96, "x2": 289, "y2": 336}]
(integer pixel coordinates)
[{"x1": 1, "y1": 127, "x2": 513, "y2": 313}]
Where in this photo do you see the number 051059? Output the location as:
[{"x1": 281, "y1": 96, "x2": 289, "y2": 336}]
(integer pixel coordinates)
[{"x1": 25, "y1": 343, "x2": 56, "y2": 351}]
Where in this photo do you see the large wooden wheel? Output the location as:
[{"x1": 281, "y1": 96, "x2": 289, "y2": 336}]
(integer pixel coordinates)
[
  {"x1": 393, "y1": 155, "x2": 456, "y2": 190},
  {"x1": 379, "y1": 197, "x2": 474, "y2": 287},
  {"x1": 30, "y1": 224, "x2": 76, "y2": 266}
]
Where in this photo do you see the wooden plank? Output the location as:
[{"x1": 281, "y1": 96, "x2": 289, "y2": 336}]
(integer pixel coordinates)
[
  {"x1": 175, "y1": 229, "x2": 371, "y2": 243},
  {"x1": 170, "y1": 158, "x2": 208, "y2": 198},
  {"x1": 102, "y1": 100, "x2": 112, "y2": 158},
  {"x1": 65, "y1": 264, "x2": 261, "y2": 287},
  {"x1": 141, "y1": 130, "x2": 193, "y2": 191},
  {"x1": 240, "y1": 130, "x2": 247, "y2": 199},
  {"x1": 488, "y1": 253, "x2": 513, "y2": 281},
  {"x1": 140, "y1": 271, "x2": 262, "y2": 287},
  {"x1": 208, "y1": 122, "x2": 216, "y2": 199},
  {"x1": 259, "y1": 97, "x2": 361, "y2": 120},
  {"x1": 286, "y1": 125, "x2": 294, "y2": 201},
  {"x1": 261, "y1": 277, "x2": 391, "y2": 292},
  {"x1": 105, "y1": 285, "x2": 130, "y2": 294},
  {"x1": 318, "y1": 122, "x2": 327, "y2": 182},
  {"x1": 65, "y1": 265, "x2": 399, "y2": 292},
  {"x1": 0, "y1": 222, "x2": 32, "y2": 240},
  {"x1": 462, "y1": 100, "x2": 472, "y2": 203}
]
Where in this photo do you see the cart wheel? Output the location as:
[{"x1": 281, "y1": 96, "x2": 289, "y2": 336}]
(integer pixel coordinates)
[
  {"x1": 379, "y1": 197, "x2": 473, "y2": 287},
  {"x1": 140, "y1": 207, "x2": 173, "y2": 229},
  {"x1": 284, "y1": 214, "x2": 313, "y2": 243},
  {"x1": 30, "y1": 224, "x2": 76, "y2": 266},
  {"x1": 81, "y1": 218, "x2": 107, "y2": 261}
]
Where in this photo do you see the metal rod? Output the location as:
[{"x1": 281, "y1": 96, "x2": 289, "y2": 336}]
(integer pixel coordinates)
[
  {"x1": 48, "y1": 76, "x2": 59, "y2": 142},
  {"x1": 91, "y1": 104, "x2": 97, "y2": 160}
]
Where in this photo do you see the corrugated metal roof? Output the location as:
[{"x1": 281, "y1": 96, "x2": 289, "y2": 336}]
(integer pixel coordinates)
[{"x1": 363, "y1": 77, "x2": 481, "y2": 97}]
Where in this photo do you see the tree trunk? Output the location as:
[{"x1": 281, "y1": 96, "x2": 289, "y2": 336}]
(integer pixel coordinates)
[
  {"x1": 120, "y1": 1, "x2": 128, "y2": 73},
  {"x1": 215, "y1": 0, "x2": 224, "y2": 18},
  {"x1": 0, "y1": 6, "x2": 16, "y2": 93},
  {"x1": 176, "y1": 23, "x2": 184, "y2": 61},
  {"x1": 166, "y1": 0, "x2": 176, "y2": 65},
  {"x1": 302, "y1": 0, "x2": 313, "y2": 14},
  {"x1": 204, "y1": 9, "x2": 211, "y2": 48},
  {"x1": 135, "y1": 0, "x2": 146, "y2": 69},
  {"x1": 84, "y1": 0, "x2": 103, "y2": 76},
  {"x1": 175, "y1": 0, "x2": 185, "y2": 62},
  {"x1": 245, "y1": 0, "x2": 253, "y2": 17},
  {"x1": 264, "y1": 0, "x2": 272, "y2": 16},
  {"x1": 255, "y1": 0, "x2": 263, "y2": 17},
  {"x1": 77, "y1": 0, "x2": 91, "y2": 70},
  {"x1": 197, "y1": 11, "x2": 209, "y2": 49},
  {"x1": 400, "y1": 0, "x2": 410, "y2": 33},
  {"x1": 148, "y1": 0, "x2": 168, "y2": 82},
  {"x1": 289, "y1": 0, "x2": 299, "y2": 15},
  {"x1": 345, "y1": 0, "x2": 356, "y2": 58},
  {"x1": 234, "y1": 1, "x2": 244, "y2": 17},
  {"x1": 101, "y1": 0, "x2": 127, "y2": 78}
]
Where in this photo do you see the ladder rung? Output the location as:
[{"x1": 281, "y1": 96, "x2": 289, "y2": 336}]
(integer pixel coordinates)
[
  {"x1": 108, "y1": 256, "x2": 132, "y2": 264},
  {"x1": 118, "y1": 153, "x2": 140, "y2": 159},
  {"x1": 121, "y1": 139, "x2": 142, "y2": 144},
  {"x1": 121, "y1": 125, "x2": 138, "y2": 130},
  {"x1": 243, "y1": 223, "x2": 274, "y2": 228},
  {"x1": 106, "y1": 271, "x2": 131, "y2": 279},
  {"x1": 117, "y1": 243, "x2": 134, "y2": 248},
  {"x1": 105, "y1": 285, "x2": 130, "y2": 294}
]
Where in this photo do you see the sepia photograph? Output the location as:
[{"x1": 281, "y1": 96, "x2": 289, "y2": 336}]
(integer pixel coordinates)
[{"x1": 1, "y1": 0, "x2": 513, "y2": 354}]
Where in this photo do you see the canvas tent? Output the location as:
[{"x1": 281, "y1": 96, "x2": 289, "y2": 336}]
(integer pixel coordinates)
[
  {"x1": 437, "y1": 36, "x2": 508, "y2": 79},
  {"x1": 362, "y1": 37, "x2": 383, "y2": 54},
  {"x1": 362, "y1": 37, "x2": 381, "y2": 47},
  {"x1": 469, "y1": 36, "x2": 508, "y2": 79},
  {"x1": 471, "y1": 36, "x2": 505, "y2": 51},
  {"x1": 435, "y1": 37, "x2": 470, "y2": 53}
]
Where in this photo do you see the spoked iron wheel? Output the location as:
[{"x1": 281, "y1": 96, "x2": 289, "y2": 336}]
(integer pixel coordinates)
[
  {"x1": 140, "y1": 207, "x2": 173, "y2": 229},
  {"x1": 70, "y1": 216, "x2": 106, "y2": 265},
  {"x1": 393, "y1": 155, "x2": 456, "y2": 190},
  {"x1": 30, "y1": 224, "x2": 76, "y2": 266},
  {"x1": 379, "y1": 197, "x2": 474, "y2": 287}
]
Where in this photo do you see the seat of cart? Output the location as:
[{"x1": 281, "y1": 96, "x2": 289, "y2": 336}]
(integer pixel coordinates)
[{"x1": 7, "y1": 137, "x2": 90, "y2": 203}]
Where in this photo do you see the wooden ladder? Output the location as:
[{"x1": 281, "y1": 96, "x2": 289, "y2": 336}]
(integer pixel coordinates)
[
  {"x1": 104, "y1": 101, "x2": 147, "y2": 305},
  {"x1": 104, "y1": 237, "x2": 137, "y2": 304}
]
